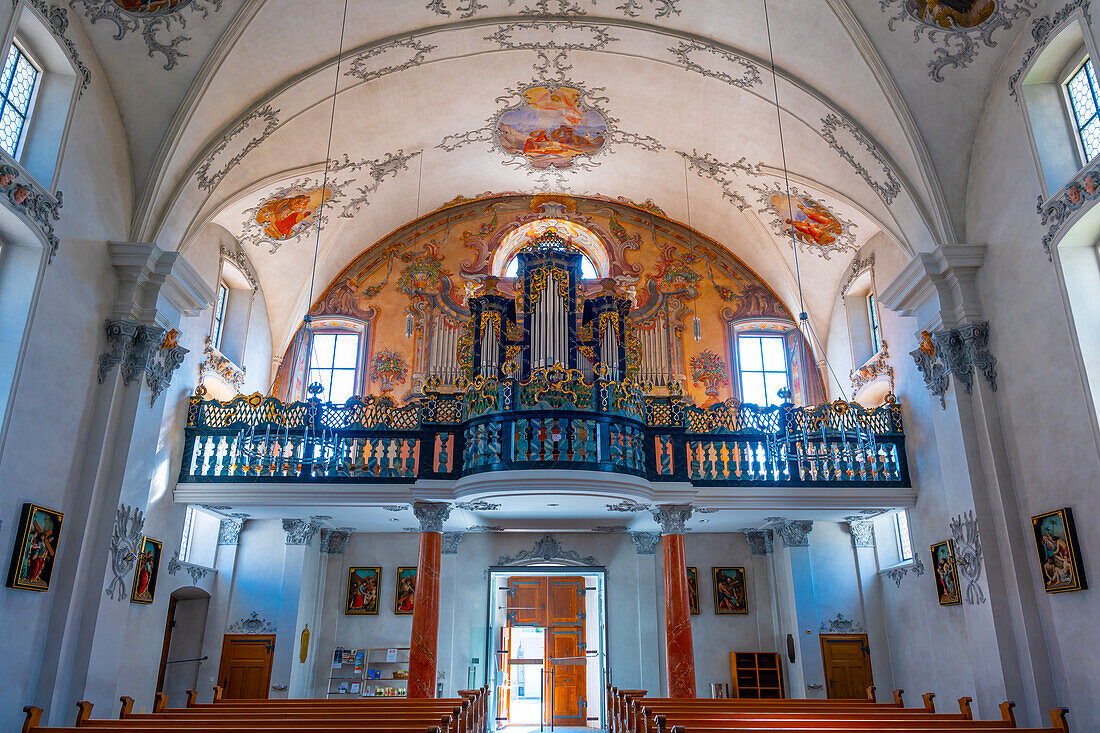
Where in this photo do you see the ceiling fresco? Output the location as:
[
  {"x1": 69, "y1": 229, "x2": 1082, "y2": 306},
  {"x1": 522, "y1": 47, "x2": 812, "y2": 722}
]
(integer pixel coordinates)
[{"x1": 68, "y1": 0, "x2": 224, "y2": 70}]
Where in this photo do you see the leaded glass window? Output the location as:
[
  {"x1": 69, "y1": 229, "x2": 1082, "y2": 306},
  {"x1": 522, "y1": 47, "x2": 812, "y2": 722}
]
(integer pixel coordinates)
[
  {"x1": 1066, "y1": 58, "x2": 1100, "y2": 162},
  {"x1": 0, "y1": 44, "x2": 39, "y2": 158}
]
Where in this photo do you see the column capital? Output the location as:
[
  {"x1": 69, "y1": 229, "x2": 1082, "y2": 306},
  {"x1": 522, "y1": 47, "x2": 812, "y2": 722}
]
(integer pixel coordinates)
[
  {"x1": 743, "y1": 529, "x2": 774, "y2": 555},
  {"x1": 441, "y1": 531, "x2": 464, "y2": 554},
  {"x1": 413, "y1": 501, "x2": 451, "y2": 533},
  {"x1": 319, "y1": 528, "x2": 353, "y2": 555},
  {"x1": 218, "y1": 516, "x2": 247, "y2": 546},
  {"x1": 770, "y1": 519, "x2": 813, "y2": 548},
  {"x1": 845, "y1": 519, "x2": 875, "y2": 549},
  {"x1": 630, "y1": 532, "x2": 661, "y2": 555},
  {"x1": 652, "y1": 504, "x2": 693, "y2": 535},
  {"x1": 282, "y1": 517, "x2": 322, "y2": 546}
]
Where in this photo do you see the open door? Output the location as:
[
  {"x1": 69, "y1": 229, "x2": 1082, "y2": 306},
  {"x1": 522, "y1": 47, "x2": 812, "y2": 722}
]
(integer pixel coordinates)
[
  {"x1": 545, "y1": 577, "x2": 586, "y2": 727},
  {"x1": 820, "y1": 634, "x2": 873, "y2": 700},
  {"x1": 217, "y1": 634, "x2": 275, "y2": 699},
  {"x1": 496, "y1": 626, "x2": 511, "y2": 725}
]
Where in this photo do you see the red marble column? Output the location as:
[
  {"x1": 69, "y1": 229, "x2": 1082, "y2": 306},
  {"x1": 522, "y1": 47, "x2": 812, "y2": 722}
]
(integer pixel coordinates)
[
  {"x1": 655, "y1": 504, "x2": 696, "y2": 698},
  {"x1": 407, "y1": 501, "x2": 450, "y2": 699}
]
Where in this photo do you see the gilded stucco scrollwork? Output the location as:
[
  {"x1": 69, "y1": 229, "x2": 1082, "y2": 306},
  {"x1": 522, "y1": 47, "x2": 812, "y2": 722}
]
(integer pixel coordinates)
[
  {"x1": 195, "y1": 105, "x2": 280, "y2": 191},
  {"x1": 0, "y1": 164, "x2": 63, "y2": 263},
  {"x1": 495, "y1": 534, "x2": 599, "y2": 565},
  {"x1": 678, "y1": 150, "x2": 759, "y2": 210}
]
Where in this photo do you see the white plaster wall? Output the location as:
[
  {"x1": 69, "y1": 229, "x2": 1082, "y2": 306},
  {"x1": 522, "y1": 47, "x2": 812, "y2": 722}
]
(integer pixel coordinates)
[{"x1": 162, "y1": 595, "x2": 212, "y2": 707}]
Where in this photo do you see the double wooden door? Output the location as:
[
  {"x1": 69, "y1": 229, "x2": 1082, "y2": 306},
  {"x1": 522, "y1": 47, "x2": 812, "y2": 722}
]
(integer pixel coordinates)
[
  {"x1": 820, "y1": 633, "x2": 873, "y2": 700},
  {"x1": 217, "y1": 634, "x2": 275, "y2": 699},
  {"x1": 504, "y1": 576, "x2": 587, "y2": 726}
]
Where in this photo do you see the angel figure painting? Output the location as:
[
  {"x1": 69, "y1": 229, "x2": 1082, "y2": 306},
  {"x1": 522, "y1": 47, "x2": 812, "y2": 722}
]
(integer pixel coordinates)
[
  {"x1": 345, "y1": 567, "x2": 381, "y2": 615},
  {"x1": 6, "y1": 503, "x2": 63, "y2": 592},
  {"x1": 394, "y1": 566, "x2": 417, "y2": 615},
  {"x1": 254, "y1": 187, "x2": 332, "y2": 241},
  {"x1": 130, "y1": 537, "x2": 162, "y2": 605},
  {"x1": 1032, "y1": 508, "x2": 1087, "y2": 593},
  {"x1": 111, "y1": 0, "x2": 193, "y2": 13},
  {"x1": 931, "y1": 540, "x2": 962, "y2": 606},
  {"x1": 769, "y1": 193, "x2": 844, "y2": 248},
  {"x1": 907, "y1": 0, "x2": 996, "y2": 30},
  {"x1": 712, "y1": 566, "x2": 748, "y2": 614},
  {"x1": 496, "y1": 86, "x2": 607, "y2": 169}
]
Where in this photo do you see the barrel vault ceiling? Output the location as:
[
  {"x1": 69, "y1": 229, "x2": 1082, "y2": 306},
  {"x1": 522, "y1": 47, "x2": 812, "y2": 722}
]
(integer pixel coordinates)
[{"x1": 66, "y1": 0, "x2": 1042, "y2": 353}]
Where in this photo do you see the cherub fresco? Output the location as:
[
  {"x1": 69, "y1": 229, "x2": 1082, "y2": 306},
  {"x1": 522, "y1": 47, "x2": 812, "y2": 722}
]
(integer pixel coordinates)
[
  {"x1": 770, "y1": 194, "x2": 844, "y2": 248},
  {"x1": 254, "y1": 187, "x2": 332, "y2": 241}
]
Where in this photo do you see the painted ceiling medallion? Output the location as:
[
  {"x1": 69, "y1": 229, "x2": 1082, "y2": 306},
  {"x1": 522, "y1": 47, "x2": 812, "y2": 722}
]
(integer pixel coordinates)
[
  {"x1": 496, "y1": 86, "x2": 607, "y2": 170},
  {"x1": 240, "y1": 179, "x2": 342, "y2": 254},
  {"x1": 70, "y1": 0, "x2": 224, "y2": 70},
  {"x1": 755, "y1": 187, "x2": 856, "y2": 259},
  {"x1": 880, "y1": 0, "x2": 1035, "y2": 81}
]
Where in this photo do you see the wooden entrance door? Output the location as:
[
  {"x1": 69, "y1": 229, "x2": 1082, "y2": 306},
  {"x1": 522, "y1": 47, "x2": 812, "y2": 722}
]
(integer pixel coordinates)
[
  {"x1": 545, "y1": 577, "x2": 586, "y2": 726},
  {"x1": 820, "y1": 634, "x2": 873, "y2": 700},
  {"x1": 504, "y1": 576, "x2": 587, "y2": 727},
  {"x1": 217, "y1": 634, "x2": 275, "y2": 699}
]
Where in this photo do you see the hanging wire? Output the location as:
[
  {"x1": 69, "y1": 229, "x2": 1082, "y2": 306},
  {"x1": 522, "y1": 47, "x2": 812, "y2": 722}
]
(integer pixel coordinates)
[
  {"x1": 683, "y1": 156, "x2": 702, "y2": 341},
  {"x1": 762, "y1": 0, "x2": 846, "y2": 400}
]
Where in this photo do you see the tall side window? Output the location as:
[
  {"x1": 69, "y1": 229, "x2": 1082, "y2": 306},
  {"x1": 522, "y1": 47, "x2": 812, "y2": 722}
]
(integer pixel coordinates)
[
  {"x1": 211, "y1": 282, "x2": 228, "y2": 348},
  {"x1": 308, "y1": 332, "x2": 360, "y2": 403},
  {"x1": 894, "y1": 510, "x2": 914, "y2": 563},
  {"x1": 737, "y1": 334, "x2": 789, "y2": 407},
  {"x1": 0, "y1": 42, "x2": 40, "y2": 159},
  {"x1": 866, "y1": 292, "x2": 882, "y2": 354},
  {"x1": 1065, "y1": 57, "x2": 1100, "y2": 163}
]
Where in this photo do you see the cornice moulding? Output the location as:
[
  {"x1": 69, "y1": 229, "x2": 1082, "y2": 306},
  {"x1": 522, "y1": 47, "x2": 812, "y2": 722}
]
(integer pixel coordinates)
[{"x1": 160, "y1": 253, "x2": 214, "y2": 318}]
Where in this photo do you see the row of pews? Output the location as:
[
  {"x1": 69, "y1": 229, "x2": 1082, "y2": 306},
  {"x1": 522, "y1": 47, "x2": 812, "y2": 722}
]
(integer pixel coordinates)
[
  {"x1": 22, "y1": 686, "x2": 490, "y2": 733},
  {"x1": 608, "y1": 686, "x2": 1070, "y2": 733}
]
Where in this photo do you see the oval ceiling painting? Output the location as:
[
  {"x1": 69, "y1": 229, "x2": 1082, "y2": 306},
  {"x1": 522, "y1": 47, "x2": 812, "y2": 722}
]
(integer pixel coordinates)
[
  {"x1": 254, "y1": 186, "x2": 332, "y2": 241},
  {"x1": 496, "y1": 86, "x2": 607, "y2": 170},
  {"x1": 110, "y1": 0, "x2": 194, "y2": 13},
  {"x1": 905, "y1": 0, "x2": 995, "y2": 29}
]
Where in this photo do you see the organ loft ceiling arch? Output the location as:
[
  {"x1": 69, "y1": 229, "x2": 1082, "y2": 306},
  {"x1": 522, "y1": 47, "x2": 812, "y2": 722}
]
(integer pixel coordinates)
[{"x1": 63, "y1": 0, "x2": 1039, "y2": 356}]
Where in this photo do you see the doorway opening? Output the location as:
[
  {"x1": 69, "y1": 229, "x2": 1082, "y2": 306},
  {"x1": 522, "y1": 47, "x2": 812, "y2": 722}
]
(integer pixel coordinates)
[{"x1": 488, "y1": 567, "x2": 606, "y2": 732}]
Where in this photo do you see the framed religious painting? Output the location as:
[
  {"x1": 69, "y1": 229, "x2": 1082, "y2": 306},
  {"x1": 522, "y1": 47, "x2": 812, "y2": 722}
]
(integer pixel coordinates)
[
  {"x1": 5, "y1": 502, "x2": 63, "y2": 592},
  {"x1": 394, "y1": 566, "x2": 416, "y2": 615},
  {"x1": 712, "y1": 566, "x2": 747, "y2": 614},
  {"x1": 345, "y1": 567, "x2": 381, "y2": 615},
  {"x1": 686, "y1": 566, "x2": 700, "y2": 615},
  {"x1": 930, "y1": 540, "x2": 962, "y2": 606},
  {"x1": 1032, "y1": 508, "x2": 1087, "y2": 594},
  {"x1": 130, "y1": 537, "x2": 162, "y2": 605}
]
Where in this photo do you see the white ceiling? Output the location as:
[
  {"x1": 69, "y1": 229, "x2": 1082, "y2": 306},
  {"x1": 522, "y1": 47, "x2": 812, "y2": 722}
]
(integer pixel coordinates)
[{"x1": 63, "y1": 0, "x2": 1035, "y2": 353}]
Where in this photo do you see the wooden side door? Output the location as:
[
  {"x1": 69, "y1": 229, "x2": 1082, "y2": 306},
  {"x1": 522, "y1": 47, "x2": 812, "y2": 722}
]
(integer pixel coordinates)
[
  {"x1": 820, "y1": 634, "x2": 873, "y2": 700},
  {"x1": 217, "y1": 634, "x2": 275, "y2": 700},
  {"x1": 496, "y1": 626, "x2": 511, "y2": 724},
  {"x1": 507, "y1": 577, "x2": 547, "y2": 626},
  {"x1": 545, "y1": 577, "x2": 586, "y2": 726}
]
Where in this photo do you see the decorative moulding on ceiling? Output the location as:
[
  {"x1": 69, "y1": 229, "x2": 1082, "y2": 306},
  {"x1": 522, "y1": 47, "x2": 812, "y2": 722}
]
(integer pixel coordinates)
[{"x1": 68, "y1": 0, "x2": 225, "y2": 71}]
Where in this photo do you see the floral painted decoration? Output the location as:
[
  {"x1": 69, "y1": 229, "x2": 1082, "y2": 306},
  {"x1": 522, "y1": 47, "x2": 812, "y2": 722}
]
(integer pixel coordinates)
[
  {"x1": 690, "y1": 349, "x2": 729, "y2": 385},
  {"x1": 370, "y1": 349, "x2": 409, "y2": 394}
]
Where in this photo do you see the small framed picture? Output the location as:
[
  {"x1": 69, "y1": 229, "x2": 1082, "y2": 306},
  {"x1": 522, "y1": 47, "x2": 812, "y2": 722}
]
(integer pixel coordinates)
[
  {"x1": 1032, "y1": 508, "x2": 1087, "y2": 594},
  {"x1": 712, "y1": 566, "x2": 747, "y2": 614},
  {"x1": 394, "y1": 566, "x2": 416, "y2": 615},
  {"x1": 346, "y1": 567, "x2": 381, "y2": 615},
  {"x1": 686, "y1": 566, "x2": 700, "y2": 615},
  {"x1": 130, "y1": 537, "x2": 162, "y2": 605},
  {"x1": 930, "y1": 540, "x2": 962, "y2": 607},
  {"x1": 5, "y1": 503, "x2": 64, "y2": 592}
]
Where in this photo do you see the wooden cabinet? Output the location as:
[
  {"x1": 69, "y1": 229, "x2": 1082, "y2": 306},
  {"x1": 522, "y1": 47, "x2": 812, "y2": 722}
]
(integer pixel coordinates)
[{"x1": 729, "y1": 652, "x2": 783, "y2": 699}]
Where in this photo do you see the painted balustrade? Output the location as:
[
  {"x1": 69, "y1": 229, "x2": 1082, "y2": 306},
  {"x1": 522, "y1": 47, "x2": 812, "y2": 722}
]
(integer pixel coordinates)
[{"x1": 180, "y1": 385, "x2": 909, "y2": 488}]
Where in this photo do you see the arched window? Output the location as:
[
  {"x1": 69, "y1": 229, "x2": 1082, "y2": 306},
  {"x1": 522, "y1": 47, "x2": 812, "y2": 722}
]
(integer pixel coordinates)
[
  {"x1": 735, "y1": 333, "x2": 790, "y2": 407},
  {"x1": 491, "y1": 219, "x2": 609, "y2": 279}
]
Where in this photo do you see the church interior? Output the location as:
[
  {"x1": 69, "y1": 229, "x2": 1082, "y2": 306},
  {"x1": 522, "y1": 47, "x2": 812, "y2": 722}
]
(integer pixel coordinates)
[{"x1": 0, "y1": 1, "x2": 1098, "y2": 732}]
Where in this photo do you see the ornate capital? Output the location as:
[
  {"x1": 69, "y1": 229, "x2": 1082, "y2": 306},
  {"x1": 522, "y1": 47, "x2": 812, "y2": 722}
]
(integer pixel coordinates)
[
  {"x1": 630, "y1": 532, "x2": 661, "y2": 555},
  {"x1": 743, "y1": 529, "x2": 774, "y2": 556},
  {"x1": 319, "y1": 528, "x2": 352, "y2": 555},
  {"x1": 652, "y1": 504, "x2": 693, "y2": 535},
  {"x1": 99, "y1": 320, "x2": 187, "y2": 404},
  {"x1": 146, "y1": 331, "x2": 189, "y2": 405},
  {"x1": 218, "y1": 515, "x2": 247, "y2": 546},
  {"x1": 770, "y1": 518, "x2": 813, "y2": 548},
  {"x1": 915, "y1": 322, "x2": 997, "y2": 406},
  {"x1": 413, "y1": 501, "x2": 451, "y2": 533},
  {"x1": 282, "y1": 517, "x2": 322, "y2": 546},
  {"x1": 441, "y1": 531, "x2": 464, "y2": 554},
  {"x1": 845, "y1": 518, "x2": 876, "y2": 549},
  {"x1": 910, "y1": 333, "x2": 950, "y2": 408}
]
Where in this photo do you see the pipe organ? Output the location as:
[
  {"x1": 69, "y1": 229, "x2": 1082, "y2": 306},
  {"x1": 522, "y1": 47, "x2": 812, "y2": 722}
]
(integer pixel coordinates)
[{"x1": 465, "y1": 227, "x2": 633, "y2": 381}]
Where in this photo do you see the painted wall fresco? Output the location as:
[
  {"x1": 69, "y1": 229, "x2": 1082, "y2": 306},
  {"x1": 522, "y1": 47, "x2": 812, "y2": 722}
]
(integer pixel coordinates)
[
  {"x1": 253, "y1": 186, "x2": 332, "y2": 242},
  {"x1": 274, "y1": 193, "x2": 824, "y2": 407},
  {"x1": 496, "y1": 87, "x2": 607, "y2": 169}
]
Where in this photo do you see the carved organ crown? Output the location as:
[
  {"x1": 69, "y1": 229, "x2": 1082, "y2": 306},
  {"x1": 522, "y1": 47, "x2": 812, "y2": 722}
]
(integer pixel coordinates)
[{"x1": 465, "y1": 228, "x2": 632, "y2": 381}]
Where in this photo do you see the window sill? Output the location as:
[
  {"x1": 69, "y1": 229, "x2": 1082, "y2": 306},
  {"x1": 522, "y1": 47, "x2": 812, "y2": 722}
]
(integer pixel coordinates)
[
  {"x1": 199, "y1": 338, "x2": 246, "y2": 393},
  {"x1": 878, "y1": 560, "x2": 916, "y2": 574}
]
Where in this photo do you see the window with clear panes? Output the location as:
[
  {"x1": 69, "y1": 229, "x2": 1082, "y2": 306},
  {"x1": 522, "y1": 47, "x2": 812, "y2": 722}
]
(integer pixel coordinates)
[
  {"x1": 307, "y1": 332, "x2": 360, "y2": 403},
  {"x1": 867, "y1": 292, "x2": 882, "y2": 353},
  {"x1": 211, "y1": 282, "x2": 228, "y2": 349},
  {"x1": 1066, "y1": 57, "x2": 1100, "y2": 162},
  {"x1": 0, "y1": 42, "x2": 40, "y2": 158},
  {"x1": 737, "y1": 334, "x2": 790, "y2": 407},
  {"x1": 894, "y1": 510, "x2": 914, "y2": 562}
]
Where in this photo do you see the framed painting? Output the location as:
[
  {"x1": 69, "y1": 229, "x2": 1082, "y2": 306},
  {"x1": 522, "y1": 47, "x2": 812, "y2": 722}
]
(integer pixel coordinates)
[
  {"x1": 130, "y1": 537, "x2": 162, "y2": 605},
  {"x1": 930, "y1": 540, "x2": 961, "y2": 606},
  {"x1": 394, "y1": 566, "x2": 416, "y2": 615},
  {"x1": 686, "y1": 566, "x2": 700, "y2": 615},
  {"x1": 345, "y1": 567, "x2": 381, "y2": 615},
  {"x1": 1032, "y1": 508, "x2": 1087, "y2": 593},
  {"x1": 5, "y1": 502, "x2": 63, "y2": 592},
  {"x1": 712, "y1": 566, "x2": 747, "y2": 614}
]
